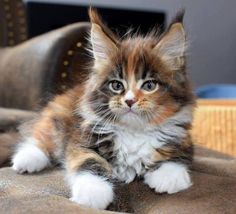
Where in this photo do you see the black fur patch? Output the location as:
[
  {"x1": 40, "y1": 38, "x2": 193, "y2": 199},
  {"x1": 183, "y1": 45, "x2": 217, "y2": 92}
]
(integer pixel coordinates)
[{"x1": 80, "y1": 158, "x2": 109, "y2": 176}]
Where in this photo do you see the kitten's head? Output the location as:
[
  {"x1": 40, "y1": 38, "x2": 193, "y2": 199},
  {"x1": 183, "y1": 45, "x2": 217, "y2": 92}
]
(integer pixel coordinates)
[{"x1": 82, "y1": 8, "x2": 195, "y2": 128}]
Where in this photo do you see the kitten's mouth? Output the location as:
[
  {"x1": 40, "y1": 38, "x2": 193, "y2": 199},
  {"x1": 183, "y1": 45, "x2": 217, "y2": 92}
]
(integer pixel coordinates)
[{"x1": 125, "y1": 109, "x2": 138, "y2": 115}]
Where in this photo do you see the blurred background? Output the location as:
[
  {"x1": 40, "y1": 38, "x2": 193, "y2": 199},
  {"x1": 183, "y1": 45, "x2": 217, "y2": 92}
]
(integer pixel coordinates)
[{"x1": 1, "y1": 0, "x2": 236, "y2": 88}]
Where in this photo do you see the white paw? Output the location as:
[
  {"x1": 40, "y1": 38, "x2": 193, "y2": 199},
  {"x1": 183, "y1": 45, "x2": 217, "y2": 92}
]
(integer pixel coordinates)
[
  {"x1": 12, "y1": 138, "x2": 50, "y2": 173},
  {"x1": 144, "y1": 162, "x2": 192, "y2": 194},
  {"x1": 68, "y1": 172, "x2": 114, "y2": 210}
]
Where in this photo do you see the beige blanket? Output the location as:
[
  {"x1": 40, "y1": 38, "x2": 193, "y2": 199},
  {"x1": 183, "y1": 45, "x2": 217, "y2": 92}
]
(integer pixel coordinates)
[{"x1": 0, "y1": 145, "x2": 236, "y2": 214}]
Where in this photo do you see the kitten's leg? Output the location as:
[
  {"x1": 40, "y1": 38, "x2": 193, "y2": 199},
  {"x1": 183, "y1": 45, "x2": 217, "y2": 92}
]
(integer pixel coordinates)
[
  {"x1": 66, "y1": 144, "x2": 114, "y2": 210},
  {"x1": 12, "y1": 117, "x2": 56, "y2": 173},
  {"x1": 145, "y1": 135, "x2": 193, "y2": 194},
  {"x1": 12, "y1": 92, "x2": 76, "y2": 173}
]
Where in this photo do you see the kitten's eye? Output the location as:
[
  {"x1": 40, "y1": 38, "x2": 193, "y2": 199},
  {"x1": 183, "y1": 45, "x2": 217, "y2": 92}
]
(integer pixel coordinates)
[
  {"x1": 142, "y1": 80, "x2": 158, "y2": 92},
  {"x1": 109, "y1": 80, "x2": 124, "y2": 93}
]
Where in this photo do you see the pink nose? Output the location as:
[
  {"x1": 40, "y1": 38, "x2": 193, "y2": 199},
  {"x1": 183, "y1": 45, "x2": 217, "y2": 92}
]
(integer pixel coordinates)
[{"x1": 125, "y1": 99, "x2": 136, "y2": 107}]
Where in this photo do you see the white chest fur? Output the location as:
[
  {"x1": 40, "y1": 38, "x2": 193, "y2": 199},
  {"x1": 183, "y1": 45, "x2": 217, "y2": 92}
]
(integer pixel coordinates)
[
  {"x1": 110, "y1": 106, "x2": 193, "y2": 183},
  {"x1": 112, "y1": 127, "x2": 165, "y2": 183}
]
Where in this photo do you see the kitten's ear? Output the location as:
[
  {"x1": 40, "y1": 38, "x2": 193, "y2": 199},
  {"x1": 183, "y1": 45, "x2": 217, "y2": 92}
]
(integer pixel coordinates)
[
  {"x1": 154, "y1": 13, "x2": 186, "y2": 71},
  {"x1": 89, "y1": 8, "x2": 118, "y2": 61}
]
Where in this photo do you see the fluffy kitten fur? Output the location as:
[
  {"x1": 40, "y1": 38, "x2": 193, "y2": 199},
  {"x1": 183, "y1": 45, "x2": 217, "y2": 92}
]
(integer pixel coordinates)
[{"x1": 12, "y1": 9, "x2": 195, "y2": 210}]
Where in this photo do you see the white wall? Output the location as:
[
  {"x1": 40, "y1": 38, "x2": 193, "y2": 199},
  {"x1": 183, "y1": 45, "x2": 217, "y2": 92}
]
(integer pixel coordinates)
[{"x1": 26, "y1": 0, "x2": 236, "y2": 87}]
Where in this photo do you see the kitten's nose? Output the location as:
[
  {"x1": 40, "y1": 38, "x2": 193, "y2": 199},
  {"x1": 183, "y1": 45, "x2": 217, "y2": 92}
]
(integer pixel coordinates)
[{"x1": 125, "y1": 99, "x2": 136, "y2": 107}]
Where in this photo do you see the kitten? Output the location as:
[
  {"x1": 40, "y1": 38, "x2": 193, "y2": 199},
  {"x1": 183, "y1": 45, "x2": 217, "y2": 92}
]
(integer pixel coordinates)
[{"x1": 12, "y1": 9, "x2": 195, "y2": 210}]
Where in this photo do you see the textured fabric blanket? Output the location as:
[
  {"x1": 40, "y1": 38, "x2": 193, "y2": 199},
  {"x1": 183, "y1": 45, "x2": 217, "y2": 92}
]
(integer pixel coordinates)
[{"x1": 0, "y1": 146, "x2": 236, "y2": 214}]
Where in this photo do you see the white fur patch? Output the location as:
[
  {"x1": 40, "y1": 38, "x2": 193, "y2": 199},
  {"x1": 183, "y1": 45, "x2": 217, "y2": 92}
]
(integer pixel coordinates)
[
  {"x1": 124, "y1": 90, "x2": 135, "y2": 100},
  {"x1": 68, "y1": 172, "x2": 114, "y2": 209},
  {"x1": 112, "y1": 105, "x2": 193, "y2": 183},
  {"x1": 12, "y1": 138, "x2": 50, "y2": 173},
  {"x1": 112, "y1": 127, "x2": 165, "y2": 183},
  {"x1": 144, "y1": 162, "x2": 192, "y2": 194}
]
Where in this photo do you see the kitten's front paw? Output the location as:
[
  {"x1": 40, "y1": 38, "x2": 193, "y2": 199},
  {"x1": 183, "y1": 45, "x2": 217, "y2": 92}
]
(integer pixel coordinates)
[
  {"x1": 69, "y1": 172, "x2": 114, "y2": 210},
  {"x1": 12, "y1": 140, "x2": 50, "y2": 173},
  {"x1": 144, "y1": 162, "x2": 192, "y2": 194}
]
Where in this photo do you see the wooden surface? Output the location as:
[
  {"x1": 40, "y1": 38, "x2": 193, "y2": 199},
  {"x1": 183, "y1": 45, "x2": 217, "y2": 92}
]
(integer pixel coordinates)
[{"x1": 192, "y1": 99, "x2": 236, "y2": 157}]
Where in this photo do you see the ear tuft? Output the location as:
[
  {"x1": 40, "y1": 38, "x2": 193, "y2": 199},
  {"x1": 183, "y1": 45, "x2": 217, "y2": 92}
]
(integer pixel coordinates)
[
  {"x1": 88, "y1": 7, "x2": 118, "y2": 62},
  {"x1": 170, "y1": 9, "x2": 185, "y2": 25},
  {"x1": 89, "y1": 7, "x2": 104, "y2": 28},
  {"x1": 154, "y1": 16, "x2": 186, "y2": 71}
]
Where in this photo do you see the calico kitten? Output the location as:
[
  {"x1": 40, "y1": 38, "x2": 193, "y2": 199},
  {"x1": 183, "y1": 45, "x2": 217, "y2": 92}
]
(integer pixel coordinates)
[{"x1": 12, "y1": 9, "x2": 195, "y2": 210}]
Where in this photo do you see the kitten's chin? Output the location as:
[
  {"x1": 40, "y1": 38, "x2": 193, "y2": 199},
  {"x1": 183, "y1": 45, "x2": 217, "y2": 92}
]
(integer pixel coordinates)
[{"x1": 119, "y1": 111, "x2": 146, "y2": 129}]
